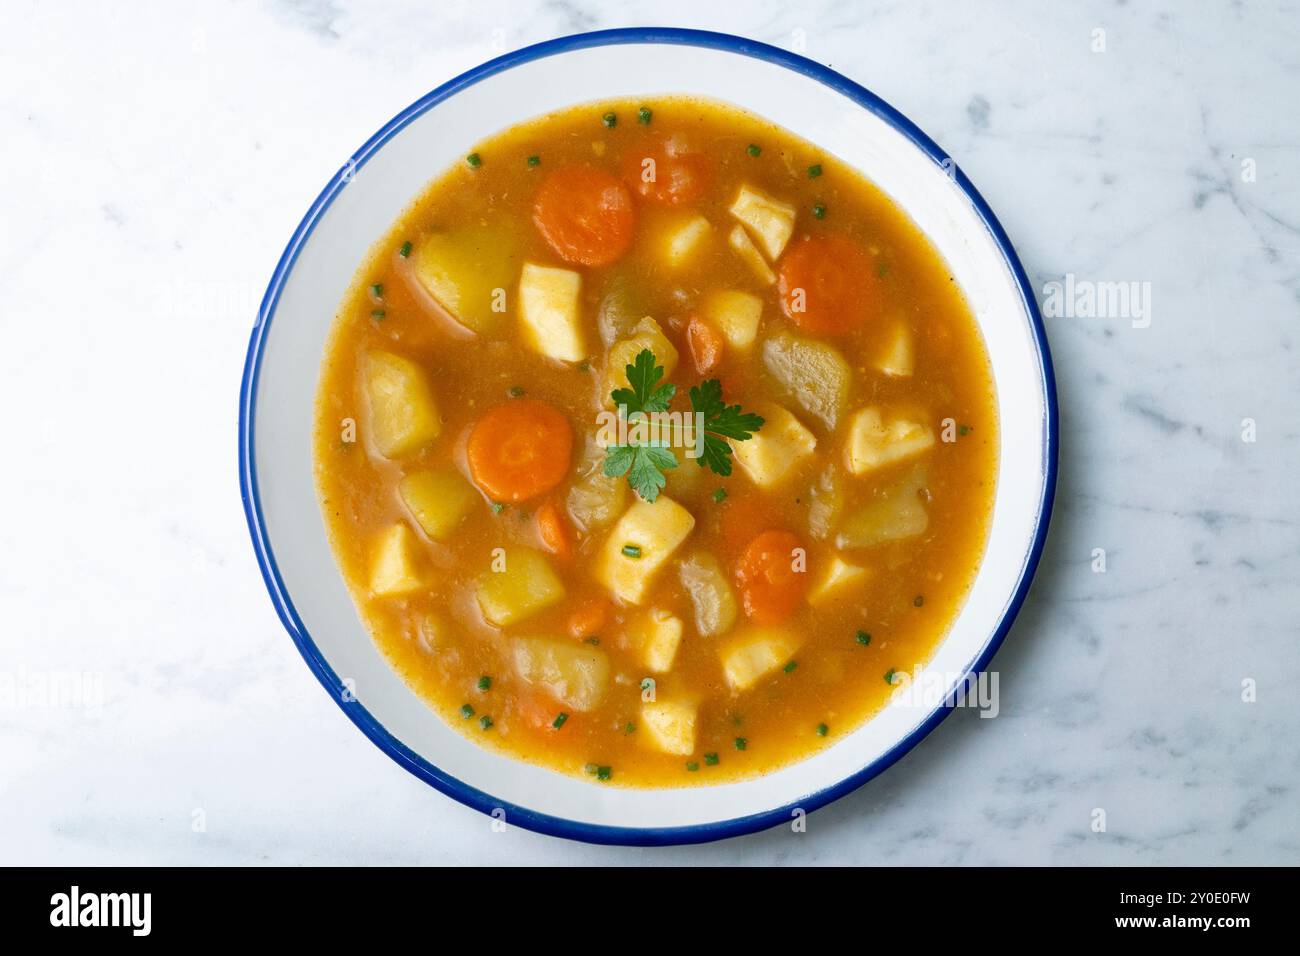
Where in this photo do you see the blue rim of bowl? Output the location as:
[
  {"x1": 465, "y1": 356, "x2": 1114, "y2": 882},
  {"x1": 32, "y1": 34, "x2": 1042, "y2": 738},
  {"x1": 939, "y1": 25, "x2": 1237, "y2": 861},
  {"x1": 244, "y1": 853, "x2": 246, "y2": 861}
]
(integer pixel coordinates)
[{"x1": 239, "y1": 26, "x2": 1058, "y2": 847}]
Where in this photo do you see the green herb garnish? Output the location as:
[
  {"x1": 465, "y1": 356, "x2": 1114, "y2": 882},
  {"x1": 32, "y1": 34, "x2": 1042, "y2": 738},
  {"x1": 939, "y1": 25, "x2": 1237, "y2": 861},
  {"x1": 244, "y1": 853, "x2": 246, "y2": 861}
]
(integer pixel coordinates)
[
  {"x1": 747, "y1": 143, "x2": 761, "y2": 157},
  {"x1": 552, "y1": 712, "x2": 569, "y2": 729},
  {"x1": 621, "y1": 544, "x2": 642, "y2": 559},
  {"x1": 817, "y1": 723, "x2": 829, "y2": 737},
  {"x1": 712, "y1": 487, "x2": 727, "y2": 503},
  {"x1": 460, "y1": 704, "x2": 474, "y2": 719},
  {"x1": 399, "y1": 241, "x2": 412, "y2": 258},
  {"x1": 704, "y1": 752, "x2": 719, "y2": 766},
  {"x1": 479, "y1": 715, "x2": 493, "y2": 730},
  {"x1": 688, "y1": 378, "x2": 765, "y2": 477},
  {"x1": 885, "y1": 669, "x2": 898, "y2": 685},
  {"x1": 466, "y1": 152, "x2": 482, "y2": 168},
  {"x1": 686, "y1": 761, "x2": 700, "y2": 772},
  {"x1": 812, "y1": 203, "x2": 826, "y2": 219},
  {"x1": 734, "y1": 737, "x2": 747, "y2": 751},
  {"x1": 783, "y1": 660, "x2": 798, "y2": 673},
  {"x1": 856, "y1": 630, "x2": 871, "y2": 646},
  {"x1": 601, "y1": 111, "x2": 617, "y2": 128},
  {"x1": 637, "y1": 106, "x2": 652, "y2": 124},
  {"x1": 807, "y1": 163, "x2": 822, "y2": 178},
  {"x1": 526, "y1": 155, "x2": 540, "y2": 168},
  {"x1": 477, "y1": 675, "x2": 491, "y2": 692}
]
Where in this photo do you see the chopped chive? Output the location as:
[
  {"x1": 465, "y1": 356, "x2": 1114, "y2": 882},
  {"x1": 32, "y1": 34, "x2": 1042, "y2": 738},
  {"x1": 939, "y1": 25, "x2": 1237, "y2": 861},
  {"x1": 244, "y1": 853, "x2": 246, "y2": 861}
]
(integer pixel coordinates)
[
  {"x1": 747, "y1": 143, "x2": 761, "y2": 157},
  {"x1": 601, "y1": 111, "x2": 617, "y2": 128},
  {"x1": 783, "y1": 660, "x2": 798, "y2": 673},
  {"x1": 460, "y1": 704, "x2": 474, "y2": 719},
  {"x1": 526, "y1": 154, "x2": 540, "y2": 168},
  {"x1": 477, "y1": 675, "x2": 491, "y2": 692},
  {"x1": 624, "y1": 722, "x2": 635, "y2": 734},
  {"x1": 734, "y1": 737, "x2": 747, "y2": 751},
  {"x1": 817, "y1": 723, "x2": 829, "y2": 737},
  {"x1": 885, "y1": 668, "x2": 898, "y2": 685},
  {"x1": 576, "y1": 360, "x2": 590, "y2": 373},
  {"x1": 583, "y1": 636, "x2": 600, "y2": 646},
  {"x1": 856, "y1": 630, "x2": 872, "y2": 646},
  {"x1": 637, "y1": 106, "x2": 652, "y2": 124},
  {"x1": 686, "y1": 761, "x2": 700, "y2": 772},
  {"x1": 914, "y1": 595, "x2": 925, "y2": 607},
  {"x1": 704, "y1": 752, "x2": 719, "y2": 766},
  {"x1": 490, "y1": 502, "x2": 505, "y2": 514},
  {"x1": 807, "y1": 163, "x2": 823, "y2": 178},
  {"x1": 712, "y1": 487, "x2": 727, "y2": 503},
  {"x1": 370, "y1": 283, "x2": 383, "y2": 298},
  {"x1": 877, "y1": 262, "x2": 890, "y2": 278},
  {"x1": 596, "y1": 765, "x2": 612, "y2": 781},
  {"x1": 621, "y1": 544, "x2": 642, "y2": 558},
  {"x1": 640, "y1": 678, "x2": 653, "y2": 692},
  {"x1": 370, "y1": 309, "x2": 386, "y2": 320},
  {"x1": 552, "y1": 712, "x2": 569, "y2": 729},
  {"x1": 959, "y1": 424, "x2": 972, "y2": 436},
  {"x1": 812, "y1": 202, "x2": 826, "y2": 219},
  {"x1": 466, "y1": 152, "x2": 482, "y2": 168},
  {"x1": 479, "y1": 715, "x2": 493, "y2": 730},
  {"x1": 398, "y1": 241, "x2": 412, "y2": 258},
  {"x1": 508, "y1": 385, "x2": 525, "y2": 398}
]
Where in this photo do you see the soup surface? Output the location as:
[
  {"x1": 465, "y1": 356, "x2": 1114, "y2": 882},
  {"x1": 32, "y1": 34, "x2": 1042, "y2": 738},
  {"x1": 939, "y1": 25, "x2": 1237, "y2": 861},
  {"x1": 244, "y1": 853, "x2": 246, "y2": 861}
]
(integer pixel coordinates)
[{"x1": 313, "y1": 96, "x2": 997, "y2": 787}]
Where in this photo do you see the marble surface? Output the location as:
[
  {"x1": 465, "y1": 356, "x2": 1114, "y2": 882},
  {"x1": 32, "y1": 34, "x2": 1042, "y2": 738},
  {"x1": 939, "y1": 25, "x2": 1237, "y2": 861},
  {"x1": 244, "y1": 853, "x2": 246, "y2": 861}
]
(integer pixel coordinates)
[{"x1": 2, "y1": 0, "x2": 1297, "y2": 865}]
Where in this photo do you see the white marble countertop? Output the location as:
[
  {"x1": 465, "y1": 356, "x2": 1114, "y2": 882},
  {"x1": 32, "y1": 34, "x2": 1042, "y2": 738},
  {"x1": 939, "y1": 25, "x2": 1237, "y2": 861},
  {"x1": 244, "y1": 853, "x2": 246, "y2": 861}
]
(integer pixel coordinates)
[{"x1": 2, "y1": 0, "x2": 1297, "y2": 865}]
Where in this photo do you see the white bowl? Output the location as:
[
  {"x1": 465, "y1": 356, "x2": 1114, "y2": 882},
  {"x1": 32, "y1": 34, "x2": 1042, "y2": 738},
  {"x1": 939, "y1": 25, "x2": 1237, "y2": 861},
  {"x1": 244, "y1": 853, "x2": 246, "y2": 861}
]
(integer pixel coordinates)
[{"x1": 240, "y1": 28, "x2": 1057, "y2": 845}]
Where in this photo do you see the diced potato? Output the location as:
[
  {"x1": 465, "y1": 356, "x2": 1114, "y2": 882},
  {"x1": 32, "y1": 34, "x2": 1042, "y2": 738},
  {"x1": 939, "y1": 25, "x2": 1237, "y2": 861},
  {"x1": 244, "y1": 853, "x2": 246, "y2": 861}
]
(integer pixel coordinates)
[
  {"x1": 837, "y1": 466, "x2": 929, "y2": 549},
  {"x1": 663, "y1": 455, "x2": 706, "y2": 500},
  {"x1": 567, "y1": 433, "x2": 628, "y2": 532},
  {"x1": 639, "y1": 699, "x2": 697, "y2": 755},
  {"x1": 844, "y1": 407, "x2": 936, "y2": 475},
  {"x1": 369, "y1": 523, "x2": 427, "y2": 597},
  {"x1": 475, "y1": 547, "x2": 566, "y2": 627},
  {"x1": 806, "y1": 465, "x2": 844, "y2": 541},
  {"x1": 603, "y1": 317, "x2": 679, "y2": 408},
  {"x1": 762, "y1": 330, "x2": 852, "y2": 431},
  {"x1": 876, "y1": 322, "x2": 914, "y2": 378},
  {"x1": 519, "y1": 262, "x2": 586, "y2": 363},
  {"x1": 661, "y1": 213, "x2": 712, "y2": 268},
  {"x1": 398, "y1": 468, "x2": 476, "y2": 540},
  {"x1": 807, "y1": 555, "x2": 872, "y2": 606},
  {"x1": 702, "y1": 290, "x2": 762, "y2": 350},
  {"x1": 512, "y1": 636, "x2": 609, "y2": 711},
  {"x1": 627, "y1": 608, "x2": 685, "y2": 673},
  {"x1": 594, "y1": 496, "x2": 696, "y2": 604},
  {"x1": 678, "y1": 551, "x2": 738, "y2": 637},
  {"x1": 729, "y1": 184, "x2": 796, "y2": 260},
  {"x1": 727, "y1": 225, "x2": 775, "y2": 284},
  {"x1": 410, "y1": 225, "x2": 518, "y2": 335},
  {"x1": 720, "y1": 625, "x2": 802, "y2": 692},
  {"x1": 732, "y1": 403, "x2": 817, "y2": 488},
  {"x1": 365, "y1": 350, "x2": 441, "y2": 458}
]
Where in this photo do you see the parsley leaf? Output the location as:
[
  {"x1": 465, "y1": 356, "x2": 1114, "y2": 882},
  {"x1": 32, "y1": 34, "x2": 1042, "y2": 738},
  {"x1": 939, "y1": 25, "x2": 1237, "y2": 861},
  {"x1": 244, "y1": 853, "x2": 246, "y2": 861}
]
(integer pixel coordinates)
[
  {"x1": 611, "y1": 349, "x2": 675, "y2": 415},
  {"x1": 688, "y1": 379, "x2": 765, "y2": 477},
  {"x1": 603, "y1": 442, "x2": 677, "y2": 502}
]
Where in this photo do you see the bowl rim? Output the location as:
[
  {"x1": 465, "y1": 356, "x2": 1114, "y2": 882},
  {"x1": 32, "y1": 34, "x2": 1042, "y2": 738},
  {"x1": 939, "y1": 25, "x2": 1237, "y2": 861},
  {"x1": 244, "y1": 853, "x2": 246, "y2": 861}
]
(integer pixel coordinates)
[{"x1": 238, "y1": 26, "x2": 1058, "y2": 847}]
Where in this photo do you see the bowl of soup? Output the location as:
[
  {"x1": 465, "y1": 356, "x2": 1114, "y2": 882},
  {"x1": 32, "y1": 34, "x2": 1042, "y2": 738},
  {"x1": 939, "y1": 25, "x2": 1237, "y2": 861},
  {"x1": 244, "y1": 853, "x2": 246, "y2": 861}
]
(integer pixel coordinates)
[{"x1": 241, "y1": 28, "x2": 1057, "y2": 844}]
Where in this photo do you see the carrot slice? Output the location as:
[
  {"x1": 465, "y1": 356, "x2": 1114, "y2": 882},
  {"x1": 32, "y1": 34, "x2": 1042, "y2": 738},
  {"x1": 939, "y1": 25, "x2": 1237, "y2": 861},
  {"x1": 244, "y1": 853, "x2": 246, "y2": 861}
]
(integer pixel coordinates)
[
  {"x1": 735, "y1": 530, "x2": 808, "y2": 624},
  {"x1": 777, "y1": 235, "x2": 881, "y2": 335},
  {"x1": 686, "y1": 316, "x2": 724, "y2": 375},
  {"x1": 532, "y1": 166, "x2": 635, "y2": 267},
  {"x1": 566, "y1": 596, "x2": 612, "y2": 640},
  {"x1": 621, "y1": 135, "x2": 711, "y2": 206},
  {"x1": 536, "y1": 500, "x2": 571, "y2": 557},
  {"x1": 466, "y1": 399, "x2": 573, "y2": 503}
]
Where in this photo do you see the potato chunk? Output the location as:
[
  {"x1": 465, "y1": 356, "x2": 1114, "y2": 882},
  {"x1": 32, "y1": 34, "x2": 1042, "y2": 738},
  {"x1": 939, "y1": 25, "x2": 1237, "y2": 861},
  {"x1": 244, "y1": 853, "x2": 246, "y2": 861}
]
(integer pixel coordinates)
[
  {"x1": 594, "y1": 496, "x2": 696, "y2": 604},
  {"x1": 567, "y1": 433, "x2": 628, "y2": 532},
  {"x1": 875, "y1": 322, "x2": 914, "y2": 378},
  {"x1": 475, "y1": 547, "x2": 566, "y2": 627},
  {"x1": 369, "y1": 523, "x2": 427, "y2": 597},
  {"x1": 702, "y1": 289, "x2": 762, "y2": 351},
  {"x1": 603, "y1": 317, "x2": 678, "y2": 407},
  {"x1": 398, "y1": 468, "x2": 476, "y2": 540},
  {"x1": 720, "y1": 625, "x2": 802, "y2": 692},
  {"x1": 837, "y1": 466, "x2": 929, "y2": 549},
  {"x1": 729, "y1": 184, "x2": 796, "y2": 260},
  {"x1": 845, "y1": 407, "x2": 935, "y2": 475},
  {"x1": 411, "y1": 225, "x2": 518, "y2": 335},
  {"x1": 661, "y1": 213, "x2": 712, "y2": 268},
  {"x1": 365, "y1": 350, "x2": 441, "y2": 458},
  {"x1": 639, "y1": 699, "x2": 698, "y2": 755},
  {"x1": 762, "y1": 330, "x2": 852, "y2": 431},
  {"x1": 807, "y1": 555, "x2": 872, "y2": 606},
  {"x1": 627, "y1": 608, "x2": 685, "y2": 673},
  {"x1": 678, "y1": 551, "x2": 739, "y2": 637},
  {"x1": 519, "y1": 262, "x2": 586, "y2": 362},
  {"x1": 727, "y1": 225, "x2": 775, "y2": 284},
  {"x1": 732, "y1": 403, "x2": 817, "y2": 488},
  {"x1": 806, "y1": 465, "x2": 844, "y2": 541},
  {"x1": 512, "y1": 636, "x2": 609, "y2": 711}
]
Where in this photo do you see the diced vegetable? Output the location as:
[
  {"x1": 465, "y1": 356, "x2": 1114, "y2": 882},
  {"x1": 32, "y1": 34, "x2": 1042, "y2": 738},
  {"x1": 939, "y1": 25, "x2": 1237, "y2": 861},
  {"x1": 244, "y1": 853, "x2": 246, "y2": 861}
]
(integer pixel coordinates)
[
  {"x1": 661, "y1": 213, "x2": 712, "y2": 268},
  {"x1": 732, "y1": 403, "x2": 817, "y2": 488},
  {"x1": 365, "y1": 350, "x2": 441, "y2": 458},
  {"x1": 761, "y1": 330, "x2": 851, "y2": 431},
  {"x1": 567, "y1": 433, "x2": 628, "y2": 531},
  {"x1": 532, "y1": 166, "x2": 635, "y2": 267},
  {"x1": 778, "y1": 235, "x2": 880, "y2": 335},
  {"x1": 602, "y1": 317, "x2": 679, "y2": 407},
  {"x1": 596, "y1": 275, "x2": 642, "y2": 347},
  {"x1": 702, "y1": 290, "x2": 762, "y2": 350},
  {"x1": 369, "y1": 523, "x2": 427, "y2": 597},
  {"x1": 512, "y1": 636, "x2": 609, "y2": 711},
  {"x1": 623, "y1": 135, "x2": 711, "y2": 206},
  {"x1": 639, "y1": 698, "x2": 698, "y2": 755},
  {"x1": 807, "y1": 555, "x2": 872, "y2": 606},
  {"x1": 719, "y1": 625, "x2": 802, "y2": 691},
  {"x1": 594, "y1": 496, "x2": 696, "y2": 604},
  {"x1": 727, "y1": 225, "x2": 775, "y2": 284},
  {"x1": 410, "y1": 225, "x2": 518, "y2": 334},
  {"x1": 806, "y1": 465, "x2": 844, "y2": 541},
  {"x1": 876, "y1": 322, "x2": 914, "y2": 377},
  {"x1": 398, "y1": 468, "x2": 476, "y2": 540},
  {"x1": 844, "y1": 407, "x2": 935, "y2": 475},
  {"x1": 836, "y1": 466, "x2": 929, "y2": 549},
  {"x1": 466, "y1": 398, "x2": 573, "y2": 502},
  {"x1": 519, "y1": 262, "x2": 587, "y2": 362},
  {"x1": 475, "y1": 547, "x2": 566, "y2": 626},
  {"x1": 729, "y1": 184, "x2": 796, "y2": 260},
  {"x1": 627, "y1": 607, "x2": 685, "y2": 672},
  {"x1": 678, "y1": 551, "x2": 739, "y2": 637},
  {"x1": 735, "y1": 529, "x2": 808, "y2": 624},
  {"x1": 686, "y1": 316, "x2": 724, "y2": 375}
]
